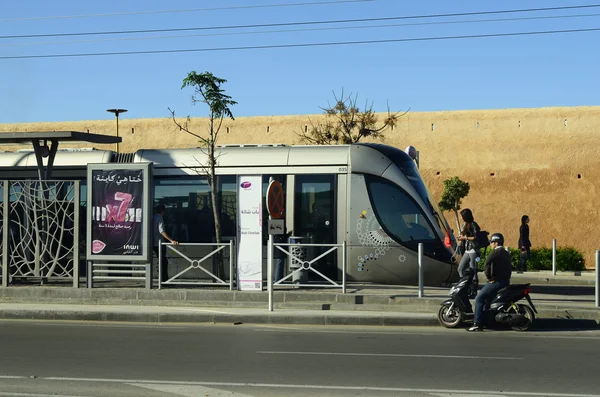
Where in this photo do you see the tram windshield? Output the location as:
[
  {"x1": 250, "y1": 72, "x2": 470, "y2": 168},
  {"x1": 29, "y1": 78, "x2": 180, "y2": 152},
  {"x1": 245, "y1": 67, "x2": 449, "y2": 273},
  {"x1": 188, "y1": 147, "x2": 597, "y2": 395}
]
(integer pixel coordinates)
[
  {"x1": 365, "y1": 174, "x2": 453, "y2": 262},
  {"x1": 365, "y1": 175, "x2": 436, "y2": 243},
  {"x1": 359, "y1": 143, "x2": 453, "y2": 238}
]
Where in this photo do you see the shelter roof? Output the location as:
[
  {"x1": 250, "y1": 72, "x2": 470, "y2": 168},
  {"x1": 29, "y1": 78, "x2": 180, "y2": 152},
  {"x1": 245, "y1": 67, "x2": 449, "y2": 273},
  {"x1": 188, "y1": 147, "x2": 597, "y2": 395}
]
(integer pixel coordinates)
[{"x1": 0, "y1": 131, "x2": 120, "y2": 145}]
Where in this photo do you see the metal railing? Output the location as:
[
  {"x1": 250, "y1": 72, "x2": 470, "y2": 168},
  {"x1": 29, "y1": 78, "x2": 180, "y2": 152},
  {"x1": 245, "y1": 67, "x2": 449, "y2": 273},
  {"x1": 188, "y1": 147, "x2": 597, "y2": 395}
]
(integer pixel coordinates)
[
  {"x1": 158, "y1": 241, "x2": 235, "y2": 290},
  {"x1": 267, "y1": 240, "x2": 346, "y2": 311},
  {"x1": 87, "y1": 262, "x2": 151, "y2": 289}
]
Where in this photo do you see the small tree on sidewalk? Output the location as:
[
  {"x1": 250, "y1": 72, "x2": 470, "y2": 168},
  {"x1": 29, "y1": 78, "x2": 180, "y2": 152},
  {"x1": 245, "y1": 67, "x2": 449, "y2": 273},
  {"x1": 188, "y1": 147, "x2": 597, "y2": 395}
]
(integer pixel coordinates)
[
  {"x1": 298, "y1": 89, "x2": 407, "y2": 144},
  {"x1": 169, "y1": 71, "x2": 237, "y2": 278},
  {"x1": 438, "y1": 176, "x2": 470, "y2": 234}
]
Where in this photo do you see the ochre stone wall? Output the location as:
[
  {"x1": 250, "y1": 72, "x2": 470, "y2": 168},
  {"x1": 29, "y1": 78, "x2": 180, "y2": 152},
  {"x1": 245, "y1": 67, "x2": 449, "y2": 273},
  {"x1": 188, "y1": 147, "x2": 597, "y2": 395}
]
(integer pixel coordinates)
[{"x1": 2, "y1": 106, "x2": 599, "y2": 268}]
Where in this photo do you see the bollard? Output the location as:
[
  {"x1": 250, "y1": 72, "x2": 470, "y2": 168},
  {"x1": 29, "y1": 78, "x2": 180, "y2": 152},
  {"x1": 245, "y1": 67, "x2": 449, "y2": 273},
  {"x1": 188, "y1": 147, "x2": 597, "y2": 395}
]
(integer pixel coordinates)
[
  {"x1": 418, "y1": 243, "x2": 424, "y2": 298},
  {"x1": 342, "y1": 241, "x2": 347, "y2": 294},
  {"x1": 158, "y1": 242, "x2": 162, "y2": 290},
  {"x1": 268, "y1": 235, "x2": 273, "y2": 312},
  {"x1": 596, "y1": 250, "x2": 600, "y2": 307},
  {"x1": 552, "y1": 239, "x2": 557, "y2": 276},
  {"x1": 229, "y1": 240, "x2": 234, "y2": 291}
]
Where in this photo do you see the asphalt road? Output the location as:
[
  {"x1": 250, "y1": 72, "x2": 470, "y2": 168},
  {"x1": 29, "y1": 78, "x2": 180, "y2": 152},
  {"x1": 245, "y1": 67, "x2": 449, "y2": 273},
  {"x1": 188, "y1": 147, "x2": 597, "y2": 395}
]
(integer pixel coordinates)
[{"x1": 0, "y1": 320, "x2": 600, "y2": 397}]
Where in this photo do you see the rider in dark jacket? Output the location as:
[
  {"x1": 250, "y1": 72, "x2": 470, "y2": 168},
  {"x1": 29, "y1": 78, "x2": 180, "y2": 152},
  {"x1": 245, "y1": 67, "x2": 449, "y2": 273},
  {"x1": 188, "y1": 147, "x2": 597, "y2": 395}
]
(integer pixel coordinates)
[
  {"x1": 469, "y1": 233, "x2": 512, "y2": 332},
  {"x1": 484, "y1": 244, "x2": 512, "y2": 282}
]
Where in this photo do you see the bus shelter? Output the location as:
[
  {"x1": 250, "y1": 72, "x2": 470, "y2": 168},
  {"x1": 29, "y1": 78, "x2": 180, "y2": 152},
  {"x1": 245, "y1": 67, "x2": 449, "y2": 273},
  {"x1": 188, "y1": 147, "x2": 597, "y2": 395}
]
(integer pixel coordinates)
[{"x1": 0, "y1": 131, "x2": 121, "y2": 287}]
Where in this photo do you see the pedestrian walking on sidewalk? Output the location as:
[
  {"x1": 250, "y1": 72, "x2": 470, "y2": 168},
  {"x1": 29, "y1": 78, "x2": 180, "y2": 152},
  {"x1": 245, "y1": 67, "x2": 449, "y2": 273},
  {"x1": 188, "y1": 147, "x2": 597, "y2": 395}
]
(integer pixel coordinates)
[
  {"x1": 153, "y1": 204, "x2": 179, "y2": 283},
  {"x1": 518, "y1": 215, "x2": 531, "y2": 272}
]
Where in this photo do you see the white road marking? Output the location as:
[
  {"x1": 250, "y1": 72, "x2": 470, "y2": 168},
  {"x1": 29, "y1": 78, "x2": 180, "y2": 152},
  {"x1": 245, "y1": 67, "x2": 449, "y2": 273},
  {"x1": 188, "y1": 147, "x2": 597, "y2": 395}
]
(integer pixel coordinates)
[
  {"x1": 253, "y1": 324, "x2": 312, "y2": 331},
  {"x1": 131, "y1": 383, "x2": 256, "y2": 397},
  {"x1": 430, "y1": 394, "x2": 516, "y2": 397},
  {"x1": 13, "y1": 376, "x2": 600, "y2": 397},
  {"x1": 173, "y1": 307, "x2": 234, "y2": 314},
  {"x1": 256, "y1": 351, "x2": 522, "y2": 360},
  {"x1": 0, "y1": 393, "x2": 86, "y2": 397},
  {"x1": 253, "y1": 327, "x2": 439, "y2": 335}
]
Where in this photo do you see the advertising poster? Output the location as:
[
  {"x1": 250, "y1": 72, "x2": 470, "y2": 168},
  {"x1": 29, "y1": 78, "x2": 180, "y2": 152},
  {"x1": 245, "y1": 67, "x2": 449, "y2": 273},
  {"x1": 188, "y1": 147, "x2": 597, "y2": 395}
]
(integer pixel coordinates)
[
  {"x1": 86, "y1": 164, "x2": 151, "y2": 261},
  {"x1": 237, "y1": 175, "x2": 263, "y2": 291}
]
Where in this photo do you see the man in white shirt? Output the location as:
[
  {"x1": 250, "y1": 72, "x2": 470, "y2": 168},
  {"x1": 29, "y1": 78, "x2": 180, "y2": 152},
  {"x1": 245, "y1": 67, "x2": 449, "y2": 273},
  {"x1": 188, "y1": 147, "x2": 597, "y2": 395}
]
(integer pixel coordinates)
[{"x1": 153, "y1": 204, "x2": 179, "y2": 282}]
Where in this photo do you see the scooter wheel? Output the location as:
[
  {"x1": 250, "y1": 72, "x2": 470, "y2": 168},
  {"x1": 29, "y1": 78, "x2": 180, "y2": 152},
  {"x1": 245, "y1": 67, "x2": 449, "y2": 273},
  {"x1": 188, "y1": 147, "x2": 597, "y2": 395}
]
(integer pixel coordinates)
[
  {"x1": 438, "y1": 304, "x2": 463, "y2": 328},
  {"x1": 510, "y1": 304, "x2": 535, "y2": 332}
]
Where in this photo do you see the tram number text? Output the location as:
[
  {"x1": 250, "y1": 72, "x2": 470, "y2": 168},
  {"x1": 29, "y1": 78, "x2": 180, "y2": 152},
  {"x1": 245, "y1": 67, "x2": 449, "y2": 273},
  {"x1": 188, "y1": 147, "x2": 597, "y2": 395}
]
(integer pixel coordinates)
[{"x1": 338, "y1": 167, "x2": 348, "y2": 173}]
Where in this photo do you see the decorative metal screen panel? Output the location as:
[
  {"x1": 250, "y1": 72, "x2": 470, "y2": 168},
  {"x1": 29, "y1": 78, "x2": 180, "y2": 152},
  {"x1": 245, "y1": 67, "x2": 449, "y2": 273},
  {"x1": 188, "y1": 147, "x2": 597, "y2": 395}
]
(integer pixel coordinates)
[{"x1": 2, "y1": 180, "x2": 79, "y2": 285}]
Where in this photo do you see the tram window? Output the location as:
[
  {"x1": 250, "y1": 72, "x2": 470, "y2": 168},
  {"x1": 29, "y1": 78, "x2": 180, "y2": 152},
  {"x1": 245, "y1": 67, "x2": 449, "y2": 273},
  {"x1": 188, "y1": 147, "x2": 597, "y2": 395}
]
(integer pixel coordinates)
[
  {"x1": 154, "y1": 175, "x2": 236, "y2": 243},
  {"x1": 294, "y1": 175, "x2": 336, "y2": 243},
  {"x1": 219, "y1": 176, "x2": 237, "y2": 239},
  {"x1": 366, "y1": 175, "x2": 436, "y2": 243}
]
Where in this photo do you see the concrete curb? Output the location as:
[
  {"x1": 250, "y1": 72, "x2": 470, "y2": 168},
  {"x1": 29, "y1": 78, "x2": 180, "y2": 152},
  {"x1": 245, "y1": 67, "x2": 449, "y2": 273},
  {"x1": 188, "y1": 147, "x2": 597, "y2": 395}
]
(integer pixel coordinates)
[
  {"x1": 0, "y1": 307, "x2": 440, "y2": 327},
  {"x1": 0, "y1": 303, "x2": 598, "y2": 329}
]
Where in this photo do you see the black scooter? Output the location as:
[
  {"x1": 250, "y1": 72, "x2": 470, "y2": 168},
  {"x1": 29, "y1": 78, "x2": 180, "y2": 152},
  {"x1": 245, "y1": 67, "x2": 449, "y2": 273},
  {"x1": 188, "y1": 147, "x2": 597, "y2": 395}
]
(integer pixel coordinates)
[{"x1": 438, "y1": 268, "x2": 538, "y2": 331}]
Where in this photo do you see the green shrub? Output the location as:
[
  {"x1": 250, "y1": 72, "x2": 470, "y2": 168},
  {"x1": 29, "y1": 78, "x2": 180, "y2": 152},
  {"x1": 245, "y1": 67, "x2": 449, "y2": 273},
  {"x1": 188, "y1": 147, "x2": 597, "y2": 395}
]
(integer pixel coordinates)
[
  {"x1": 555, "y1": 247, "x2": 585, "y2": 271},
  {"x1": 529, "y1": 247, "x2": 552, "y2": 271},
  {"x1": 475, "y1": 246, "x2": 585, "y2": 272}
]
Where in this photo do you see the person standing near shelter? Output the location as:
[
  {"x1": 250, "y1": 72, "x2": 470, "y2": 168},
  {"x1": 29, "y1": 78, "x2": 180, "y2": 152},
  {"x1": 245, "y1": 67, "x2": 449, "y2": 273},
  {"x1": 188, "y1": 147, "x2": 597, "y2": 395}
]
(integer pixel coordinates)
[
  {"x1": 518, "y1": 215, "x2": 531, "y2": 272},
  {"x1": 457, "y1": 208, "x2": 485, "y2": 298},
  {"x1": 456, "y1": 209, "x2": 480, "y2": 279},
  {"x1": 153, "y1": 204, "x2": 179, "y2": 282},
  {"x1": 273, "y1": 230, "x2": 292, "y2": 282}
]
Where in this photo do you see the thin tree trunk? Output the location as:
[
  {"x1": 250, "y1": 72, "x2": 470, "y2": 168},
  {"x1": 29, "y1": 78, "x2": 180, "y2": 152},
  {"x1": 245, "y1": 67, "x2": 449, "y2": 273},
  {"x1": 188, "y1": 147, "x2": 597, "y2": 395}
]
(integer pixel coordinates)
[
  {"x1": 208, "y1": 128, "x2": 225, "y2": 279},
  {"x1": 453, "y1": 209, "x2": 462, "y2": 254},
  {"x1": 453, "y1": 210, "x2": 462, "y2": 235}
]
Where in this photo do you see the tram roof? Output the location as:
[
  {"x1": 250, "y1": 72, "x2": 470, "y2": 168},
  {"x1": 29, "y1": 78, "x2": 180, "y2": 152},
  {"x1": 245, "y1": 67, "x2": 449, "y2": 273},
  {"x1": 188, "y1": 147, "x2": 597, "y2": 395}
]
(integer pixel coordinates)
[
  {"x1": 0, "y1": 143, "x2": 412, "y2": 177},
  {"x1": 134, "y1": 144, "x2": 353, "y2": 168}
]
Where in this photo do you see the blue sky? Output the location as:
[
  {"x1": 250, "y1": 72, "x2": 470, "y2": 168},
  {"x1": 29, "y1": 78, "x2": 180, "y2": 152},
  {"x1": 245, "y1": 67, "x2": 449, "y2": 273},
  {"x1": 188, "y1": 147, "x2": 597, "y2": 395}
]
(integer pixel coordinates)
[{"x1": 1, "y1": 0, "x2": 599, "y2": 123}]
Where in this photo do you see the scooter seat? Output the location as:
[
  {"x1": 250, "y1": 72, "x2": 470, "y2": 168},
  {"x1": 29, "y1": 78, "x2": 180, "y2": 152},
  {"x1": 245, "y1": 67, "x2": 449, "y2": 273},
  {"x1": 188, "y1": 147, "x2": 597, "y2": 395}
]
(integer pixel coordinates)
[{"x1": 497, "y1": 283, "x2": 530, "y2": 293}]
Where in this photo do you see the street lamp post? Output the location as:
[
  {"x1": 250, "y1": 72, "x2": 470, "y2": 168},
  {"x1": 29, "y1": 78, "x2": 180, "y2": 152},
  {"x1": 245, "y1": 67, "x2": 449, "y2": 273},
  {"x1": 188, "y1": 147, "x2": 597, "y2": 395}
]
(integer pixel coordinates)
[{"x1": 106, "y1": 108, "x2": 128, "y2": 152}]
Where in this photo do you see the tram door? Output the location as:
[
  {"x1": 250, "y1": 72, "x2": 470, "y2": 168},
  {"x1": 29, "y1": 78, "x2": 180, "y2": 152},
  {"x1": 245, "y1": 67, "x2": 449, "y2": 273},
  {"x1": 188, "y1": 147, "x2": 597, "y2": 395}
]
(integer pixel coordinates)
[{"x1": 293, "y1": 175, "x2": 337, "y2": 280}]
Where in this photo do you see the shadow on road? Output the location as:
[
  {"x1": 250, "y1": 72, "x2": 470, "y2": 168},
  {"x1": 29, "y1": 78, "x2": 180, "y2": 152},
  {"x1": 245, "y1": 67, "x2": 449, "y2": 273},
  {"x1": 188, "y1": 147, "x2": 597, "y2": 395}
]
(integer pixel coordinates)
[
  {"x1": 530, "y1": 318, "x2": 599, "y2": 331},
  {"x1": 530, "y1": 285, "x2": 595, "y2": 296}
]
